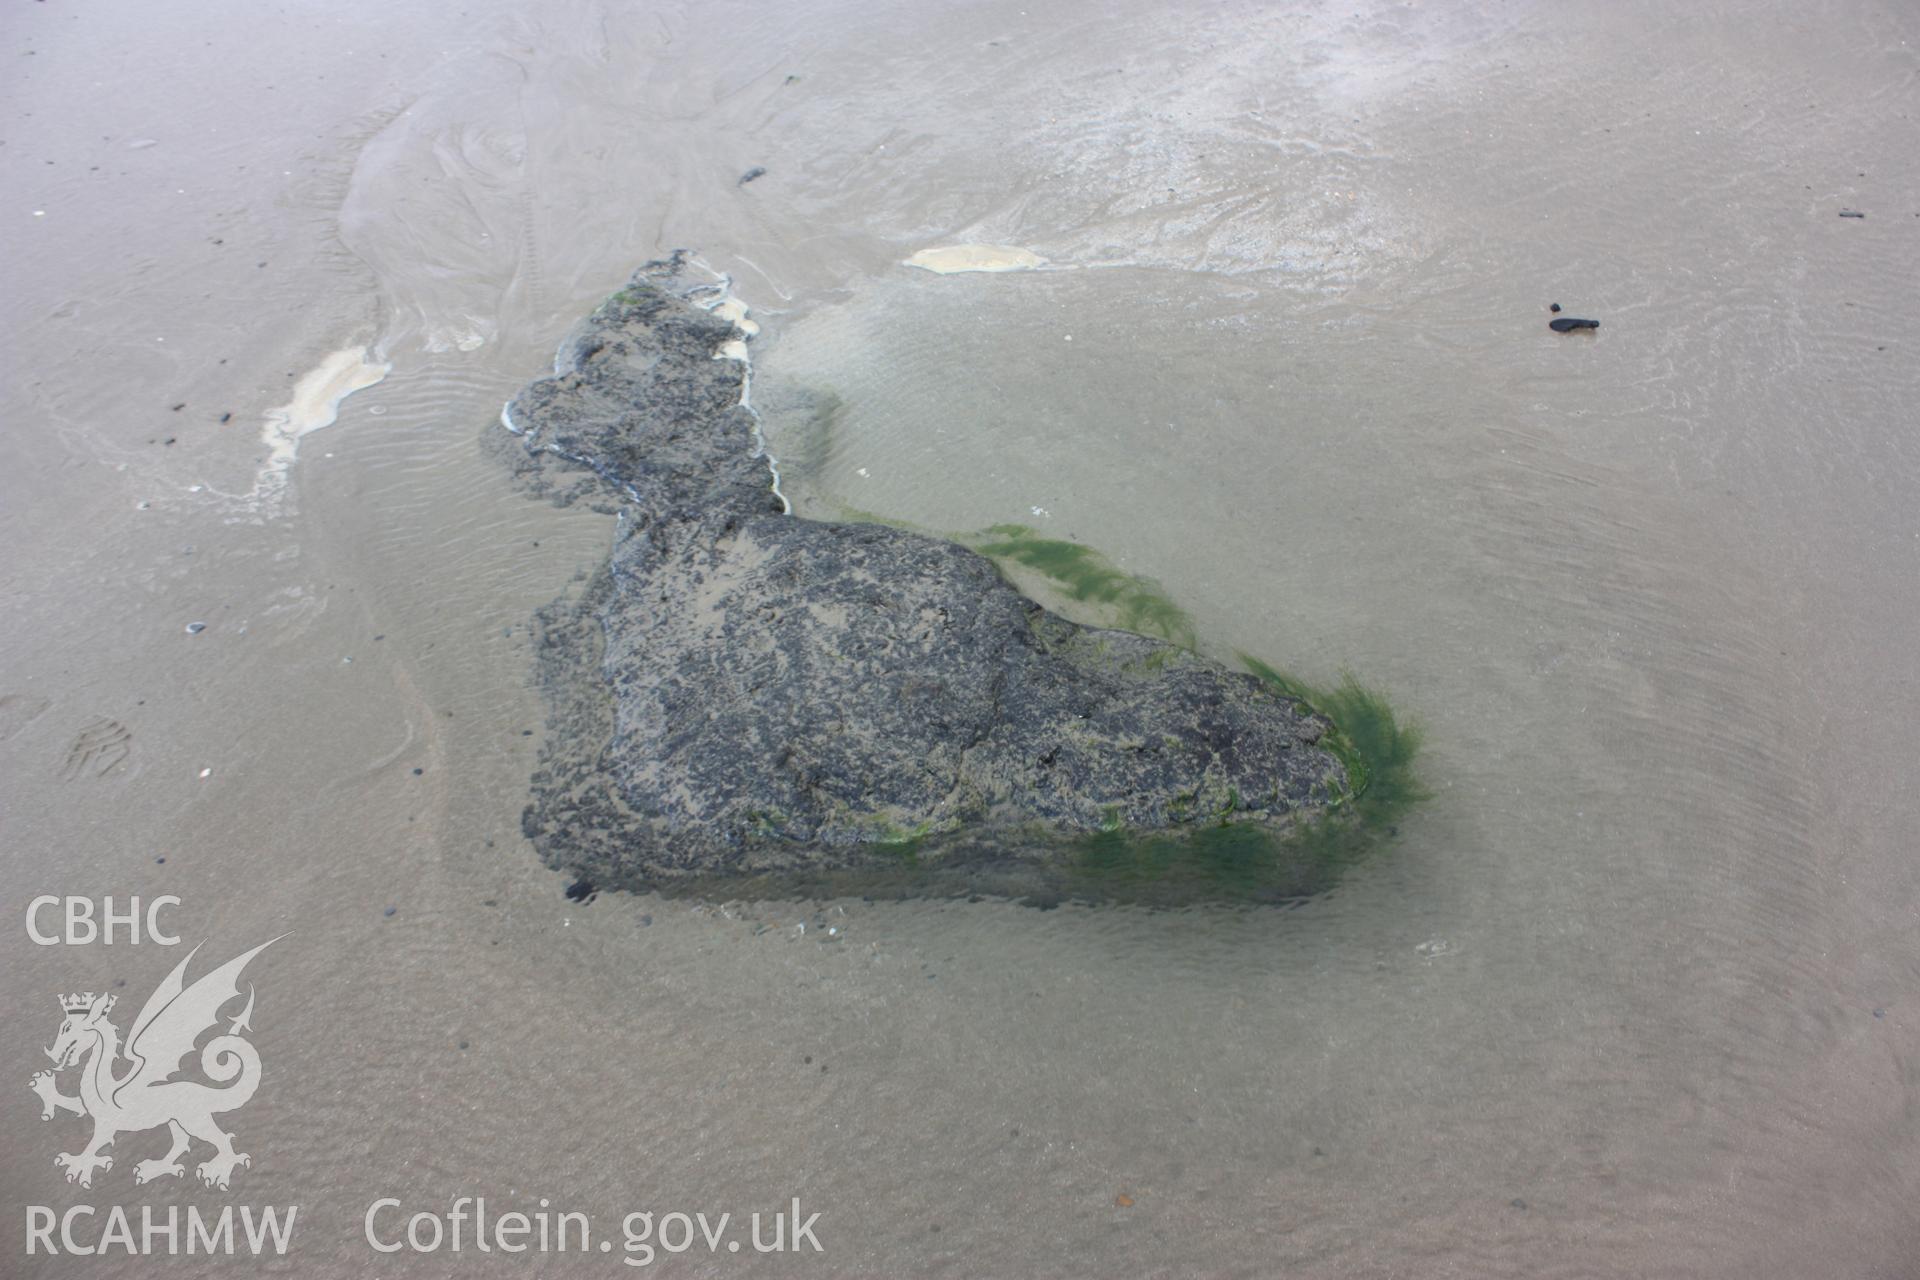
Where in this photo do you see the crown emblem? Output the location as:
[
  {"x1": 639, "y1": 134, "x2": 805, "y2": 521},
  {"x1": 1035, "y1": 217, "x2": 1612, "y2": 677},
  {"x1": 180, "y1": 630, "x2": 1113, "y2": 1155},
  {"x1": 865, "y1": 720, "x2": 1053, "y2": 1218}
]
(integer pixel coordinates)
[{"x1": 37, "y1": 937, "x2": 282, "y2": 1193}]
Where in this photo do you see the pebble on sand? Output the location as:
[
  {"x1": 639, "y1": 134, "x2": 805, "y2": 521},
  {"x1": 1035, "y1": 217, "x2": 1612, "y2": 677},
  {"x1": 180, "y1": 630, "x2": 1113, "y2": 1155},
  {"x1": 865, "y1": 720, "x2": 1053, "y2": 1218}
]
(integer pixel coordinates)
[
  {"x1": 185, "y1": 621, "x2": 207, "y2": 634},
  {"x1": 383, "y1": 905, "x2": 397, "y2": 917}
]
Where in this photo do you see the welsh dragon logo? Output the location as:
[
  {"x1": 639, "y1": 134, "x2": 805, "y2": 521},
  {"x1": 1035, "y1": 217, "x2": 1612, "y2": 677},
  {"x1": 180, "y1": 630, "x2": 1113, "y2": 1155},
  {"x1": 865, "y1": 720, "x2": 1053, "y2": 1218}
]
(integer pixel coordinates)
[{"x1": 29, "y1": 937, "x2": 281, "y2": 1190}]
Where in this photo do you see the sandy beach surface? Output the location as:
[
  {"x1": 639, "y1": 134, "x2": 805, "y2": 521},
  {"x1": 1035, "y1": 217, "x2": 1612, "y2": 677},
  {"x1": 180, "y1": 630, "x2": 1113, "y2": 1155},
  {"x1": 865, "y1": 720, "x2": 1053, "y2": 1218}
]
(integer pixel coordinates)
[{"x1": 4, "y1": 1, "x2": 1918, "y2": 1275}]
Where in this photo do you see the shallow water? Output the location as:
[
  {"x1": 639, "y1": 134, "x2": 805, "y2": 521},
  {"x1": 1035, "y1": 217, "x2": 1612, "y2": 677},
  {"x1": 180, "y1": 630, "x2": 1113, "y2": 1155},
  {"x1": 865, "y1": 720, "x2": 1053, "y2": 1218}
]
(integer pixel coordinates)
[{"x1": 4, "y1": 0, "x2": 1918, "y2": 1275}]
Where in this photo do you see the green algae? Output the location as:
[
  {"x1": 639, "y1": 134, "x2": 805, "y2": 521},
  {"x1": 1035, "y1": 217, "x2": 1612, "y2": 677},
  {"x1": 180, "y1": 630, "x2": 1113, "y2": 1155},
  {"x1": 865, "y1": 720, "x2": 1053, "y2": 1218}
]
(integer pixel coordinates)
[
  {"x1": 685, "y1": 664, "x2": 1424, "y2": 908},
  {"x1": 1052, "y1": 666, "x2": 1424, "y2": 904},
  {"x1": 725, "y1": 459, "x2": 1420, "y2": 905},
  {"x1": 775, "y1": 521, "x2": 1427, "y2": 904},
  {"x1": 1236, "y1": 658, "x2": 1426, "y2": 829},
  {"x1": 966, "y1": 524, "x2": 1195, "y2": 646},
  {"x1": 814, "y1": 515, "x2": 1193, "y2": 652}
]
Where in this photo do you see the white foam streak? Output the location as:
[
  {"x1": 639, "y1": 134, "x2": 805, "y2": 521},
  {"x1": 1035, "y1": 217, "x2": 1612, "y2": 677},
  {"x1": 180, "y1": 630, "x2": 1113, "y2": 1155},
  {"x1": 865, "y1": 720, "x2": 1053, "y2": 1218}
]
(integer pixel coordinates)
[
  {"x1": 689, "y1": 257, "x2": 790, "y2": 516},
  {"x1": 904, "y1": 243, "x2": 1047, "y2": 274}
]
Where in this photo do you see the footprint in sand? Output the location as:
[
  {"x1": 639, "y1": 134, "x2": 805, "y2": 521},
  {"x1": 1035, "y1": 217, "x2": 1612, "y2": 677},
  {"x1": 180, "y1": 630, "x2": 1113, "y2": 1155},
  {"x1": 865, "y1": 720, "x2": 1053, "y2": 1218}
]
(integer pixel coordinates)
[{"x1": 60, "y1": 717, "x2": 132, "y2": 780}]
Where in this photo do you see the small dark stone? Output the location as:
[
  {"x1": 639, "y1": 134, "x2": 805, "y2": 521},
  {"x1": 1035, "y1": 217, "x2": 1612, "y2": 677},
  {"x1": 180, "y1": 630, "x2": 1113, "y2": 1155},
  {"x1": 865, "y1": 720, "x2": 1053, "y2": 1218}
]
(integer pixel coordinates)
[
  {"x1": 738, "y1": 166, "x2": 767, "y2": 186},
  {"x1": 563, "y1": 877, "x2": 597, "y2": 903},
  {"x1": 1549, "y1": 317, "x2": 1600, "y2": 332},
  {"x1": 459, "y1": 1040, "x2": 469, "y2": 1050},
  {"x1": 1839, "y1": 210, "x2": 1865, "y2": 218},
  {"x1": 383, "y1": 905, "x2": 397, "y2": 917},
  {"x1": 1874, "y1": 1007, "x2": 1886, "y2": 1018},
  {"x1": 155, "y1": 857, "x2": 165, "y2": 864},
  {"x1": 411, "y1": 767, "x2": 423, "y2": 776},
  {"x1": 171, "y1": 403, "x2": 185, "y2": 411},
  {"x1": 804, "y1": 1055, "x2": 813, "y2": 1064},
  {"x1": 1549, "y1": 303, "x2": 1561, "y2": 313},
  {"x1": 1510, "y1": 1198, "x2": 1528, "y2": 1210},
  {"x1": 163, "y1": 437, "x2": 176, "y2": 445},
  {"x1": 219, "y1": 412, "x2": 232, "y2": 423},
  {"x1": 373, "y1": 634, "x2": 384, "y2": 641},
  {"x1": 185, "y1": 622, "x2": 206, "y2": 635},
  {"x1": 639, "y1": 914, "x2": 653, "y2": 926},
  {"x1": 820, "y1": 1064, "x2": 828, "y2": 1073}
]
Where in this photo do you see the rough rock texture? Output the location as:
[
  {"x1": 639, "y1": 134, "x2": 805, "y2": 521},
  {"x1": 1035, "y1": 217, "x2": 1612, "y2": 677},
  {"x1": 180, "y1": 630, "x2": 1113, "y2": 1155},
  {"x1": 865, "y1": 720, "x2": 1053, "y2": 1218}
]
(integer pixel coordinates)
[{"x1": 508, "y1": 260, "x2": 1349, "y2": 899}]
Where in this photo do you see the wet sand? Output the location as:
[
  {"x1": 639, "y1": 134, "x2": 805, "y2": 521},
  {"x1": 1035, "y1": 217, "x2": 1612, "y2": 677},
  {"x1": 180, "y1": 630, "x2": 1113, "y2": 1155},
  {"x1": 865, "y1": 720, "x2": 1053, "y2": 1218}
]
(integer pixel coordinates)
[{"x1": 4, "y1": 0, "x2": 1918, "y2": 1275}]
